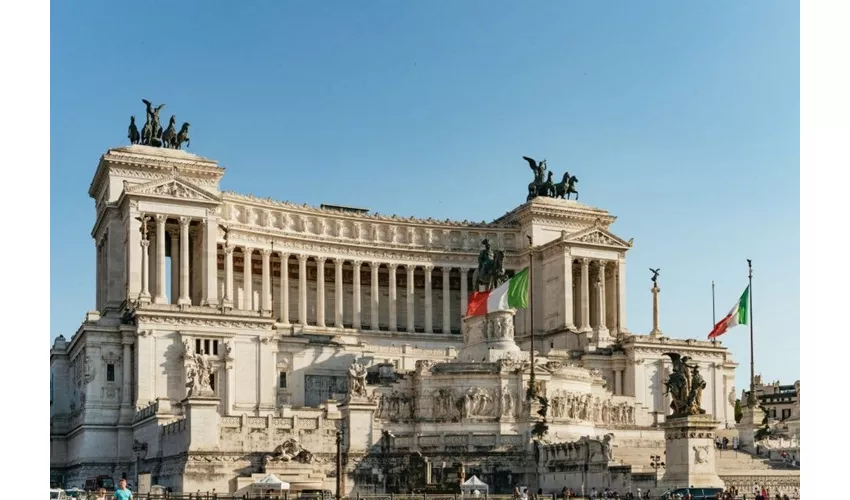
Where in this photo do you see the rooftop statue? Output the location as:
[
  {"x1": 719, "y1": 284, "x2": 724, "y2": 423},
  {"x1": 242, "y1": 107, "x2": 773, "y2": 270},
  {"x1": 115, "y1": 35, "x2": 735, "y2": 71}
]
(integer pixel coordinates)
[
  {"x1": 524, "y1": 156, "x2": 579, "y2": 201},
  {"x1": 133, "y1": 99, "x2": 192, "y2": 149}
]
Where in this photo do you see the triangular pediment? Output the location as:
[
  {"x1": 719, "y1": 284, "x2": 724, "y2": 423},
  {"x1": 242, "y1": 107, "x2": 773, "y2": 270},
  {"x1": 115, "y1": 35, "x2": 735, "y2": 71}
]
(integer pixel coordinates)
[
  {"x1": 125, "y1": 175, "x2": 220, "y2": 203},
  {"x1": 565, "y1": 224, "x2": 632, "y2": 248}
]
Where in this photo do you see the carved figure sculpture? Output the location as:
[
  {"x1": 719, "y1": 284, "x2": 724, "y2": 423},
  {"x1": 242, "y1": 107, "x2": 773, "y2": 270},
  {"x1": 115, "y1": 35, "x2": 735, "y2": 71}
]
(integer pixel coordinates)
[
  {"x1": 141, "y1": 99, "x2": 166, "y2": 146},
  {"x1": 501, "y1": 390, "x2": 514, "y2": 417},
  {"x1": 473, "y1": 239, "x2": 508, "y2": 291},
  {"x1": 348, "y1": 361, "x2": 369, "y2": 399},
  {"x1": 267, "y1": 438, "x2": 316, "y2": 465},
  {"x1": 664, "y1": 352, "x2": 706, "y2": 416},
  {"x1": 693, "y1": 445, "x2": 709, "y2": 464},
  {"x1": 128, "y1": 116, "x2": 140, "y2": 144},
  {"x1": 601, "y1": 433, "x2": 614, "y2": 462},
  {"x1": 524, "y1": 156, "x2": 548, "y2": 201}
]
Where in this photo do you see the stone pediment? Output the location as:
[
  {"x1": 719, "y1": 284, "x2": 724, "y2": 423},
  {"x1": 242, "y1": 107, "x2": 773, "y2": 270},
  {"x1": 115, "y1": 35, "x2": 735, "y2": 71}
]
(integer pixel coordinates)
[
  {"x1": 565, "y1": 224, "x2": 632, "y2": 249},
  {"x1": 125, "y1": 175, "x2": 220, "y2": 203}
]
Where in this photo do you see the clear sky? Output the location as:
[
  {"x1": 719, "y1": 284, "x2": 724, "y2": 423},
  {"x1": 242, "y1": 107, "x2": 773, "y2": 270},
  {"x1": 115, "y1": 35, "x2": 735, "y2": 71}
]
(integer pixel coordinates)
[{"x1": 51, "y1": 1, "x2": 799, "y2": 393}]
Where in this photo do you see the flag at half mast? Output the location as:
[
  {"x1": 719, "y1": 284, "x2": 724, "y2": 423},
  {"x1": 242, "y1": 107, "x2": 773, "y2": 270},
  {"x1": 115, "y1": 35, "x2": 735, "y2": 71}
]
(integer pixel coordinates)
[{"x1": 708, "y1": 285, "x2": 750, "y2": 339}]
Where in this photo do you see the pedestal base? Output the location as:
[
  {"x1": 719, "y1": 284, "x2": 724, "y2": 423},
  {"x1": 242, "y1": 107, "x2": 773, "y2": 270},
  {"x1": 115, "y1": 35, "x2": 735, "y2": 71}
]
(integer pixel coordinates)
[
  {"x1": 459, "y1": 310, "x2": 525, "y2": 362},
  {"x1": 736, "y1": 405, "x2": 766, "y2": 450},
  {"x1": 660, "y1": 414, "x2": 724, "y2": 490},
  {"x1": 183, "y1": 396, "x2": 221, "y2": 451}
]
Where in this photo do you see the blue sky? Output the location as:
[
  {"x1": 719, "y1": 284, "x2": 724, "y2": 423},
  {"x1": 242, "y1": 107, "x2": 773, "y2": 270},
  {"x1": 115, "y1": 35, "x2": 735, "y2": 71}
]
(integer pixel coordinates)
[{"x1": 51, "y1": 1, "x2": 799, "y2": 392}]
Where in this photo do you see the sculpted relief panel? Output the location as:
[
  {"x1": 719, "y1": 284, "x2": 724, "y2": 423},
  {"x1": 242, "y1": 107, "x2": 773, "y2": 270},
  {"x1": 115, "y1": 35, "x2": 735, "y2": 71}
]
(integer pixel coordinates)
[{"x1": 549, "y1": 390, "x2": 635, "y2": 426}]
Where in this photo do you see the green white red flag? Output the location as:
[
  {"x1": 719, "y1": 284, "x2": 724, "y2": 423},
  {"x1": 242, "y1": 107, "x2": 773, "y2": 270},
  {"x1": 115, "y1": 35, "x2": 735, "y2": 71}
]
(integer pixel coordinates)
[
  {"x1": 708, "y1": 285, "x2": 749, "y2": 339},
  {"x1": 466, "y1": 267, "x2": 530, "y2": 317}
]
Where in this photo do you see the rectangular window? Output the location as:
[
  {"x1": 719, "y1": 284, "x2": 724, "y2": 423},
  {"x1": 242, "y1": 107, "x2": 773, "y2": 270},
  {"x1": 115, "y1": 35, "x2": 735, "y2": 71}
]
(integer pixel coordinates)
[
  {"x1": 204, "y1": 339, "x2": 210, "y2": 355},
  {"x1": 195, "y1": 339, "x2": 202, "y2": 353},
  {"x1": 106, "y1": 363, "x2": 115, "y2": 382},
  {"x1": 194, "y1": 338, "x2": 219, "y2": 355},
  {"x1": 213, "y1": 340, "x2": 219, "y2": 356},
  {"x1": 209, "y1": 373, "x2": 216, "y2": 393},
  {"x1": 279, "y1": 372, "x2": 287, "y2": 389}
]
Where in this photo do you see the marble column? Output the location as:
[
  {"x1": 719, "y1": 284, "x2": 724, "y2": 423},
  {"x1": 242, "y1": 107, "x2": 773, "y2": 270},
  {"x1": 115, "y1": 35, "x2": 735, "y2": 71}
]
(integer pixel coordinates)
[
  {"x1": 148, "y1": 229, "x2": 157, "y2": 301},
  {"x1": 406, "y1": 264, "x2": 416, "y2": 333},
  {"x1": 618, "y1": 257, "x2": 628, "y2": 333},
  {"x1": 261, "y1": 249, "x2": 272, "y2": 313},
  {"x1": 334, "y1": 258, "x2": 344, "y2": 328},
  {"x1": 178, "y1": 217, "x2": 191, "y2": 306},
  {"x1": 388, "y1": 263, "x2": 398, "y2": 331},
  {"x1": 580, "y1": 258, "x2": 591, "y2": 332},
  {"x1": 316, "y1": 257, "x2": 327, "y2": 327},
  {"x1": 225, "y1": 351, "x2": 235, "y2": 415},
  {"x1": 298, "y1": 254, "x2": 308, "y2": 326},
  {"x1": 614, "y1": 369, "x2": 622, "y2": 396},
  {"x1": 442, "y1": 267, "x2": 451, "y2": 334},
  {"x1": 278, "y1": 252, "x2": 290, "y2": 324},
  {"x1": 424, "y1": 265, "x2": 434, "y2": 334},
  {"x1": 460, "y1": 267, "x2": 469, "y2": 319},
  {"x1": 202, "y1": 212, "x2": 219, "y2": 307},
  {"x1": 562, "y1": 255, "x2": 575, "y2": 330},
  {"x1": 223, "y1": 245, "x2": 234, "y2": 308},
  {"x1": 243, "y1": 247, "x2": 254, "y2": 311},
  {"x1": 169, "y1": 228, "x2": 180, "y2": 304},
  {"x1": 370, "y1": 262, "x2": 380, "y2": 331},
  {"x1": 596, "y1": 261, "x2": 608, "y2": 334},
  {"x1": 352, "y1": 260, "x2": 362, "y2": 330},
  {"x1": 154, "y1": 215, "x2": 167, "y2": 304},
  {"x1": 140, "y1": 239, "x2": 151, "y2": 302}
]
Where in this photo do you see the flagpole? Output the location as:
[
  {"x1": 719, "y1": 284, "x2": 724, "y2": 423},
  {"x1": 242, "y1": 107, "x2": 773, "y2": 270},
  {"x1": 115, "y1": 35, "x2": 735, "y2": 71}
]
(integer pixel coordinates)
[
  {"x1": 747, "y1": 259, "x2": 756, "y2": 408},
  {"x1": 526, "y1": 235, "x2": 536, "y2": 401},
  {"x1": 711, "y1": 280, "x2": 717, "y2": 344}
]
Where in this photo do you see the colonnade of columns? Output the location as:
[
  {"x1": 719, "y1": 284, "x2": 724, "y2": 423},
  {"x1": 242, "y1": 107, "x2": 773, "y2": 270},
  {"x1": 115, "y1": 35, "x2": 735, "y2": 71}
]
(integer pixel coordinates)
[
  {"x1": 221, "y1": 246, "x2": 472, "y2": 334},
  {"x1": 573, "y1": 257, "x2": 623, "y2": 335},
  {"x1": 138, "y1": 214, "x2": 218, "y2": 308}
]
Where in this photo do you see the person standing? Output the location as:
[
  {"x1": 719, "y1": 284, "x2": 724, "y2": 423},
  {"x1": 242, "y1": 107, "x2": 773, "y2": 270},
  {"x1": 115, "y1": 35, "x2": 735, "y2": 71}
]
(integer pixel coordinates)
[{"x1": 113, "y1": 479, "x2": 132, "y2": 500}]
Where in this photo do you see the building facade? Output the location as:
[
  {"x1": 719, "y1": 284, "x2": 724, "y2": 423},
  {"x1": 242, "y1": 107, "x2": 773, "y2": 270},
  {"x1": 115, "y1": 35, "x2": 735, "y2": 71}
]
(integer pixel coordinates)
[{"x1": 50, "y1": 145, "x2": 740, "y2": 493}]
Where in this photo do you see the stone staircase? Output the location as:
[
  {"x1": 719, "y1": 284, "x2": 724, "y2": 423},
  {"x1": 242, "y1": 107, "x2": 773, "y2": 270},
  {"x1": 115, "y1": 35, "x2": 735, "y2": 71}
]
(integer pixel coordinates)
[{"x1": 610, "y1": 443, "x2": 793, "y2": 474}]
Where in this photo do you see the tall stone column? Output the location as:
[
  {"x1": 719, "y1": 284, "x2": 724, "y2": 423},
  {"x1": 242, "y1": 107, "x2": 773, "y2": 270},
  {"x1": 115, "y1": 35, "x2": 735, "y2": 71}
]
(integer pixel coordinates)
[
  {"x1": 261, "y1": 249, "x2": 272, "y2": 313},
  {"x1": 424, "y1": 265, "x2": 434, "y2": 333},
  {"x1": 225, "y1": 349, "x2": 235, "y2": 415},
  {"x1": 298, "y1": 254, "x2": 308, "y2": 326},
  {"x1": 139, "y1": 238, "x2": 151, "y2": 303},
  {"x1": 405, "y1": 264, "x2": 416, "y2": 333},
  {"x1": 650, "y1": 282, "x2": 662, "y2": 337},
  {"x1": 242, "y1": 247, "x2": 254, "y2": 311},
  {"x1": 370, "y1": 262, "x2": 380, "y2": 330},
  {"x1": 154, "y1": 215, "x2": 167, "y2": 304},
  {"x1": 580, "y1": 258, "x2": 591, "y2": 332},
  {"x1": 202, "y1": 212, "x2": 219, "y2": 307},
  {"x1": 148, "y1": 229, "x2": 157, "y2": 300},
  {"x1": 614, "y1": 369, "x2": 622, "y2": 396},
  {"x1": 316, "y1": 257, "x2": 327, "y2": 327},
  {"x1": 460, "y1": 267, "x2": 469, "y2": 318},
  {"x1": 352, "y1": 260, "x2": 362, "y2": 330},
  {"x1": 169, "y1": 228, "x2": 180, "y2": 304},
  {"x1": 618, "y1": 257, "x2": 629, "y2": 333},
  {"x1": 223, "y1": 245, "x2": 234, "y2": 308},
  {"x1": 596, "y1": 261, "x2": 608, "y2": 334},
  {"x1": 442, "y1": 267, "x2": 451, "y2": 334},
  {"x1": 178, "y1": 217, "x2": 191, "y2": 306},
  {"x1": 334, "y1": 258, "x2": 344, "y2": 328},
  {"x1": 388, "y1": 263, "x2": 398, "y2": 331},
  {"x1": 562, "y1": 254, "x2": 575, "y2": 330},
  {"x1": 278, "y1": 252, "x2": 290, "y2": 324}
]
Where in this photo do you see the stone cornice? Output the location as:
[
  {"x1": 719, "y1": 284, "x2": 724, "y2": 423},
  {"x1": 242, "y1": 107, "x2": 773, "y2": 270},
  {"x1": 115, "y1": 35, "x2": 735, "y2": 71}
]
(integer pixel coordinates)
[
  {"x1": 133, "y1": 307, "x2": 276, "y2": 331},
  {"x1": 90, "y1": 145, "x2": 223, "y2": 200},
  {"x1": 492, "y1": 197, "x2": 617, "y2": 228},
  {"x1": 221, "y1": 192, "x2": 516, "y2": 229}
]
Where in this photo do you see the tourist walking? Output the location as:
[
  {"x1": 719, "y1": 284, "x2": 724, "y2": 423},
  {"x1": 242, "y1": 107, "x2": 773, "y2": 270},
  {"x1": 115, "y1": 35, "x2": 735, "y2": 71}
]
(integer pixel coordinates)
[{"x1": 112, "y1": 479, "x2": 132, "y2": 500}]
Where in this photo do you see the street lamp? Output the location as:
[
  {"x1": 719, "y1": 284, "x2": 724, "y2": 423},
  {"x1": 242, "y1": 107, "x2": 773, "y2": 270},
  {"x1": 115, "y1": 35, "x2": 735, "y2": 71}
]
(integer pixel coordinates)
[
  {"x1": 649, "y1": 455, "x2": 665, "y2": 487},
  {"x1": 336, "y1": 431, "x2": 342, "y2": 500}
]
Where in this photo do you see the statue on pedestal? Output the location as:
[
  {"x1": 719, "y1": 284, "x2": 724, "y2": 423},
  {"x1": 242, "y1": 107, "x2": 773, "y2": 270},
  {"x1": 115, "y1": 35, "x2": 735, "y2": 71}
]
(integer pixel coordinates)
[
  {"x1": 524, "y1": 156, "x2": 580, "y2": 201},
  {"x1": 348, "y1": 361, "x2": 369, "y2": 399},
  {"x1": 186, "y1": 349, "x2": 214, "y2": 397},
  {"x1": 663, "y1": 352, "x2": 707, "y2": 417},
  {"x1": 474, "y1": 239, "x2": 508, "y2": 291}
]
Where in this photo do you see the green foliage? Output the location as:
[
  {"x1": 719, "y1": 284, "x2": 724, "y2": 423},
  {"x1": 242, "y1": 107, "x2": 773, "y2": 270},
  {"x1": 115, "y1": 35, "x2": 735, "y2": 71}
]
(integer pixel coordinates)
[{"x1": 734, "y1": 399, "x2": 743, "y2": 423}]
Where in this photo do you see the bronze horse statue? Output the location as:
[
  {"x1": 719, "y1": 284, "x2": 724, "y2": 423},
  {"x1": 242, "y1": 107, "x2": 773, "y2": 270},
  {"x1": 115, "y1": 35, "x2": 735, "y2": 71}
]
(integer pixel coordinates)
[
  {"x1": 554, "y1": 172, "x2": 579, "y2": 200},
  {"x1": 161, "y1": 115, "x2": 178, "y2": 148}
]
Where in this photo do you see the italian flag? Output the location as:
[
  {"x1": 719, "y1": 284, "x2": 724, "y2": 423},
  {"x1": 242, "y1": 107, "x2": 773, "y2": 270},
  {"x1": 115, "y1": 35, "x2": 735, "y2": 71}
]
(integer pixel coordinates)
[
  {"x1": 466, "y1": 267, "x2": 530, "y2": 317},
  {"x1": 708, "y1": 285, "x2": 750, "y2": 339}
]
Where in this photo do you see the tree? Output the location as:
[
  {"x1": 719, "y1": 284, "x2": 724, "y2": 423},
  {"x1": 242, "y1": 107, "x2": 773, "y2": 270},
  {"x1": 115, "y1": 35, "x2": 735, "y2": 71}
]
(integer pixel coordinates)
[{"x1": 734, "y1": 399, "x2": 743, "y2": 423}]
